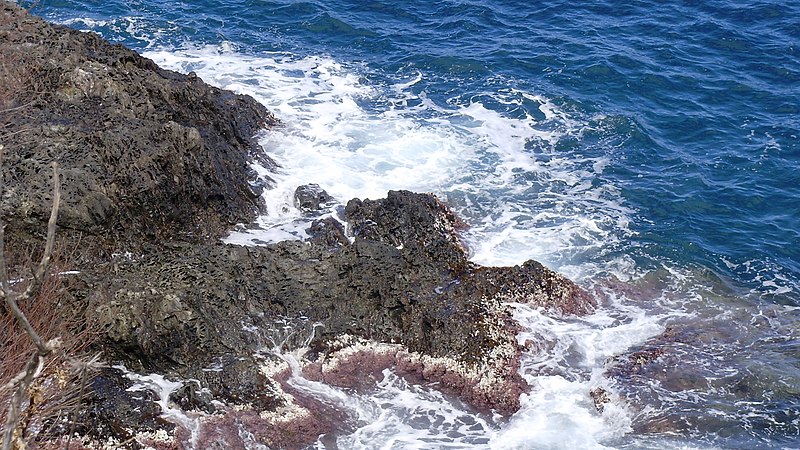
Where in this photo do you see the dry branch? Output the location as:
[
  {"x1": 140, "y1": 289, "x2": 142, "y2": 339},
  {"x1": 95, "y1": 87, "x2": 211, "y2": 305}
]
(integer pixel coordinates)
[{"x1": 1, "y1": 161, "x2": 62, "y2": 450}]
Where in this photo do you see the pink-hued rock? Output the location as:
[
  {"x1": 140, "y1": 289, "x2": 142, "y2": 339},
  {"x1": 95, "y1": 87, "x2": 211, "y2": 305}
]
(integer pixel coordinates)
[{"x1": 298, "y1": 333, "x2": 530, "y2": 416}]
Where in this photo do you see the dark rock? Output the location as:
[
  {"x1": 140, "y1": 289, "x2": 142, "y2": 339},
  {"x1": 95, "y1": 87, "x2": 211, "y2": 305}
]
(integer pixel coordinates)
[
  {"x1": 590, "y1": 387, "x2": 610, "y2": 413},
  {"x1": 80, "y1": 190, "x2": 592, "y2": 418},
  {"x1": 171, "y1": 355, "x2": 285, "y2": 413},
  {"x1": 0, "y1": 2, "x2": 279, "y2": 250},
  {"x1": 78, "y1": 368, "x2": 173, "y2": 442},
  {"x1": 344, "y1": 190, "x2": 470, "y2": 273},
  {"x1": 306, "y1": 216, "x2": 349, "y2": 248},
  {"x1": 46, "y1": 187, "x2": 594, "y2": 442},
  {"x1": 293, "y1": 183, "x2": 334, "y2": 212}
]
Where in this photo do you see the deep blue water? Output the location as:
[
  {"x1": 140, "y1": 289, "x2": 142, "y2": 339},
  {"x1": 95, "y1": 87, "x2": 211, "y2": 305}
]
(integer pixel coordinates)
[
  {"x1": 37, "y1": 0, "x2": 800, "y2": 297},
  {"x1": 30, "y1": 0, "x2": 800, "y2": 448}
]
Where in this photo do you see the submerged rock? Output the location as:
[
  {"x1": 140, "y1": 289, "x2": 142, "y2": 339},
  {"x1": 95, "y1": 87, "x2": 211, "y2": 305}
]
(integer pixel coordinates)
[{"x1": 294, "y1": 183, "x2": 335, "y2": 213}]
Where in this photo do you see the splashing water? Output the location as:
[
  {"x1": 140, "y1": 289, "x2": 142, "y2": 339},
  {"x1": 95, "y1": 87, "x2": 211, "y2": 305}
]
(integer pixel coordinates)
[
  {"x1": 45, "y1": 2, "x2": 800, "y2": 445},
  {"x1": 116, "y1": 365, "x2": 203, "y2": 448},
  {"x1": 142, "y1": 45, "x2": 631, "y2": 275},
  {"x1": 133, "y1": 46, "x2": 711, "y2": 449}
]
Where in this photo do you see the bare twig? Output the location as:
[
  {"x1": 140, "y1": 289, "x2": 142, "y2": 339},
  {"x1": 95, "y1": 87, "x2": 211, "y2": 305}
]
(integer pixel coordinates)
[
  {"x1": 2, "y1": 338, "x2": 61, "y2": 449},
  {"x1": 1, "y1": 161, "x2": 62, "y2": 450},
  {"x1": 2, "y1": 350, "x2": 44, "y2": 449},
  {"x1": 0, "y1": 145, "x2": 8, "y2": 296},
  {"x1": 1, "y1": 162, "x2": 60, "y2": 353},
  {"x1": 0, "y1": 101, "x2": 34, "y2": 115}
]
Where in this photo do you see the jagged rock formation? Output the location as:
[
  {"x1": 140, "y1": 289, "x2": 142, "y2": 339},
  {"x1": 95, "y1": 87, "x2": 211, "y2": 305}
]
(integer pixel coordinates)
[
  {"x1": 1, "y1": 3, "x2": 596, "y2": 448},
  {"x1": 0, "y1": 1, "x2": 278, "y2": 249},
  {"x1": 85, "y1": 190, "x2": 591, "y2": 405}
]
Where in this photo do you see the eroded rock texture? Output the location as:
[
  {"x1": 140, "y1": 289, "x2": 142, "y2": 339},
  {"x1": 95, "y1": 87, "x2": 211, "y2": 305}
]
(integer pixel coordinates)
[
  {"x1": 0, "y1": 2, "x2": 278, "y2": 248},
  {"x1": 89, "y1": 190, "x2": 593, "y2": 420}
]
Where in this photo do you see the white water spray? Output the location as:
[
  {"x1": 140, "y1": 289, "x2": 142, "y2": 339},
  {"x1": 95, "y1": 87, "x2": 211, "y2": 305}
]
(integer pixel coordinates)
[
  {"x1": 136, "y1": 45, "x2": 668, "y2": 449},
  {"x1": 115, "y1": 365, "x2": 203, "y2": 449}
]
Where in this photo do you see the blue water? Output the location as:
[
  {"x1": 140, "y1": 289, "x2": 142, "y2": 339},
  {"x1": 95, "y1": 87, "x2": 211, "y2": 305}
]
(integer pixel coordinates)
[{"x1": 32, "y1": 0, "x2": 800, "y2": 448}]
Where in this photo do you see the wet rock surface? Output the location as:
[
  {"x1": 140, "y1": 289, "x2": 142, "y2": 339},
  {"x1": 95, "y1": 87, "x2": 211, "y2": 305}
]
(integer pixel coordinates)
[
  {"x1": 79, "y1": 189, "x2": 593, "y2": 423},
  {"x1": 1, "y1": 4, "x2": 596, "y2": 448},
  {"x1": 294, "y1": 183, "x2": 335, "y2": 213},
  {"x1": 78, "y1": 368, "x2": 175, "y2": 442},
  {"x1": 306, "y1": 216, "x2": 349, "y2": 248}
]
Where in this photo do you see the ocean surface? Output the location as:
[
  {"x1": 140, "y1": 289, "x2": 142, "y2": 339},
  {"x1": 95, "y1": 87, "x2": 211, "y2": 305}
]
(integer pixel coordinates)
[{"x1": 32, "y1": 0, "x2": 799, "y2": 448}]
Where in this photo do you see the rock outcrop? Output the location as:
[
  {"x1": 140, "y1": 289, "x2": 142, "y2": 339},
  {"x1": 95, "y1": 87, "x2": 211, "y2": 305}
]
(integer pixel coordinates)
[
  {"x1": 0, "y1": 1, "x2": 278, "y2": 250},
  {"x1": 84, "y1": 190, "x2": 592, "y2": 412},
  {"x1": 1, "y1": 3, "x2": 596, "y2": 448}
]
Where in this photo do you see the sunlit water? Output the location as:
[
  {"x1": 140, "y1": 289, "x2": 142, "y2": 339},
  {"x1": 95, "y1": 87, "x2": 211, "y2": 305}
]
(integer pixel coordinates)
[{"x1": 36, "y1": 0, "x2": 800, "y2": 448}]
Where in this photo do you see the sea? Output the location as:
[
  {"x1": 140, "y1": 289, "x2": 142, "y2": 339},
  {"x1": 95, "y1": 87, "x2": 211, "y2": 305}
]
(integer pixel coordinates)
[{"x1": 30, "y1": 0, "x2": 799, "y2": 448}]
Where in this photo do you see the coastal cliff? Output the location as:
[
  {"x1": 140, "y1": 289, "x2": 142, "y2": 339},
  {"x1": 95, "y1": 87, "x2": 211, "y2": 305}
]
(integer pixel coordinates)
[{"x1": 1, "y1": 3, "x2": 594, "y2": 448}]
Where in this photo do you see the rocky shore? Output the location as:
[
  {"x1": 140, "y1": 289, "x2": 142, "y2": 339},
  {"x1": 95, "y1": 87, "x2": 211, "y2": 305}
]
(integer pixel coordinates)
[{"x1": 1, "y1": 3, "x2": 595, "y2": 448}]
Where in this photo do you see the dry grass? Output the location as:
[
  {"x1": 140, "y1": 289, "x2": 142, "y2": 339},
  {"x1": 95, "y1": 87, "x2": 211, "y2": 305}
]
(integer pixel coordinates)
[
  {"x1": 1, "y1": 249, "x2": 69, "y2": 381},
  {"x1": 0, "y1": 246, "x2": 102, "y2": 448}
]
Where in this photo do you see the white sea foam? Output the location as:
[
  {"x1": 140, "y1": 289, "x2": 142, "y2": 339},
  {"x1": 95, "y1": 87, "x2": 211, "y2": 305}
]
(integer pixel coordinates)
[
  {"x1": 142, "y1": 45, "x2": 632, "y2": 272},
  {"x1": 281, "y1": 294, "x2": 667, "y2": 449},
  {"x1": 60, "y1": 17, "x2": 109, "y2": 28},
  {"x1": 139, "y1": 46, "x2": 678, "y2": 449},
  {"x1": 337, "y1": 370, "x2": 498, "y2": 449},
  {"x1": 58, "y1": 15, "x2": 174, "y2": 48},
  {"x1": 115, "y1": 365, "x2": 203, "y2": 449},
  {"x1": 279, "y1": 351, "x2": 376, "y2": 424},
  {"x1": 486, "y1": 297, "x2": 669, "y2": 450}
]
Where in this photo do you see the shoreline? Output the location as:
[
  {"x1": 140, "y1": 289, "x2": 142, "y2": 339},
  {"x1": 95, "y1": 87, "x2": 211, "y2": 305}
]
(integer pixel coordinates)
[{"x1": 1, "y1": 3, "x2": 596, "y2": 448}]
